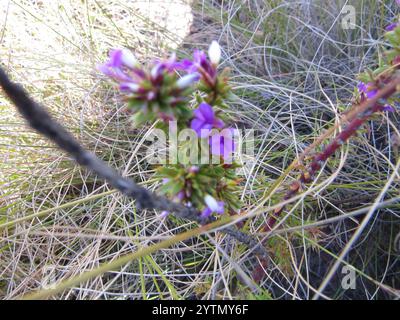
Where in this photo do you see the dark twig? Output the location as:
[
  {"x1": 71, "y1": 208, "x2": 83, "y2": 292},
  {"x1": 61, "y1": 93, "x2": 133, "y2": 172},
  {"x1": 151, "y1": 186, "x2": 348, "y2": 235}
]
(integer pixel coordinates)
[{"x1": 0, "y1": 66, "x2": 268, "y2": 259}]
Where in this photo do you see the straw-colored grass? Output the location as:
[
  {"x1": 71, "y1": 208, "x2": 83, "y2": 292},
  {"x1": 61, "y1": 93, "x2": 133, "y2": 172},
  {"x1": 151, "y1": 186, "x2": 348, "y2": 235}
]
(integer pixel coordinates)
[{"x1": 1, "y1": 0, "x2": 399, "y2": 299}]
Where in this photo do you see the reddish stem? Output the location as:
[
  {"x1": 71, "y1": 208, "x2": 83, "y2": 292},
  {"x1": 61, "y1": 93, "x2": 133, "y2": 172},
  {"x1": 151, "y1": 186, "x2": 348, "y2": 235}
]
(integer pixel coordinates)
[{"x1": 252, "y1": 74, "x2": 400, "y2": 282}]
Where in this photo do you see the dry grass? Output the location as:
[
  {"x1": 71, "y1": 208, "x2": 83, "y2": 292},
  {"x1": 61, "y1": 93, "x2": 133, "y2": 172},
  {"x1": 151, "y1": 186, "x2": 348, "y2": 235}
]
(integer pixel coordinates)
[{"x1": 0, "y1": 0, "x2": 399, "y2": 299}]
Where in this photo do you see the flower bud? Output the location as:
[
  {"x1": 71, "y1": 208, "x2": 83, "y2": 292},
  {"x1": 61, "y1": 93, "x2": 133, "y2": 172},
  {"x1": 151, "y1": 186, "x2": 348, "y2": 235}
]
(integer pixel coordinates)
[
  {"x1": 176, "y1": 73, "x2": 200, "y2": 89},
  {"x1": 121, "y1": 49, "x2": 139, "y2": 69},
  {"x1": 188, "y1": 165, "x2": 200, "y2": 174},
  {"x1": 204, "y1": 195, "x2": 224, "y2": 214},
  {"x1": 119, "y1": 82, "x2": 140, "y2": 92},
  {"x1": 204, "y1": 195, "x2": 218, "y2": 211},
  {"x1": 150, "y1": 63, "x2": 163, "y2": 81},
  {"x1": 208, "y1": 41, "x2": 221, "y2": 65}
]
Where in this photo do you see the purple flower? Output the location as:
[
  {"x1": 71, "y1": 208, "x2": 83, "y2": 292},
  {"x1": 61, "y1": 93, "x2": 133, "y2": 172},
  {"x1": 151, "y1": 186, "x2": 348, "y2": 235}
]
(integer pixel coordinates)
[
  {"x1": 358, "y1": 82, "x2": 395, "y2": 112},
  {"x1": 357, "y1": 82, "x2": 367, "y2": 93},
  {"x1": 358, "y1": 82, "x2": 378, "y2": 99},
  {"x1": 151, "y1": 53, "x2": 187, "y2": 81},
  {"x1": 209, "y1": 128, "x2": 236, "y2": 161},
  {"x1": 98, "y1": 49, "x2": 145, "y2": 93},
  {"x1": 99, "y1": 49, "x2": 199, "y2": 123},
  {"x1": 182, "y1": 41, "x2": 221, "y2": 75},
  {"x1": 181, "y1": 50, "x2": 207, "y2": 73},
  {"x1": 190, "y1": 102, "x2": 224, "y2": 138},
  {"x1": 201, "y1": 195, "x2": 225, "y2": 218},
  {"x1": 383, "y1": 104, "x2": 395, "y2": 112},
  {"x1": 159, "y1": 53, "x2": 185, "y2": 72},
  {"x1": 386, "y1": 22, "x2": 398, "y2": 31},
  {"x1": 366, "y1": 89, "x2": 378, "y2": 99},
  {"x1": 181, "y1": 47, "x2": 218, "y2": 84},
  {"x1": 173, "y1": 191, "x2": 185, "y2": 202},
  {"x1": 190, "y1": 103, "x2": 236, "y2": 161}
]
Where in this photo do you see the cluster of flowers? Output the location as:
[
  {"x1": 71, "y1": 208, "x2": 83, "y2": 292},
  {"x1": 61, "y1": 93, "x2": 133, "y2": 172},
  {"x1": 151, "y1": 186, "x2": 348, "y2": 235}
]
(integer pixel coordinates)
[
  {"x1": 356, "y1": 16, "x2": 400, "y2": 112},
  {"x1": 99, "y1": 41, "x2": 240, "y2": 219}
]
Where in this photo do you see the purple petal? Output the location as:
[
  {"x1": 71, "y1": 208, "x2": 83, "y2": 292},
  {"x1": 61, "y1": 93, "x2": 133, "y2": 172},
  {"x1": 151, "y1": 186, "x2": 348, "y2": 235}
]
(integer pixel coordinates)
[
  {"x1": 150, "y1": 63, "x2": 163, "y2": 80},
  {"x1": 188, "y1": 49, "x2": 218, "y2": 80},
  {"x1": 219, "y1": 129, "x2": 236, "y2": 160},
  {"x1": 213, "y1": 118, "x2": 225, "y2": 128},
  {"x1": 359, "y1": 82, "x2": 378, "y2": 99},
  {"x1": 198, "y1": 102, "x2": 215, "y2": 122},
  {"x1": 152, "y1": 53, "x2": 184, "y2": 73},
  {"x1": 358, "y1": 82, "x2": 367, "y2": 93},
  {"x1": 119, "y1": 82, "x2": 139, "y2": 92},
  {"x1": 199, "y1": 125, "x2": 212, "y2": 138},
  {"x1": 174, "y1": 191, "x2": 185, "y2": 202},
  {"x1": 366, "y1": 89, "x2": 378, "y2": 99},
  {"x1": 210, "y1": 135, "x2": 223, "y2": 156},
  {"x1": 222, "y1": 137, "x2": 235, "y2": 160},
  {"x1": 98, "y1": 63, "x2": 133, "y2": 82},
  {"x1": 97, "y1": 64, "x2": 113, "y2": 77},
  {"x1": 200, "y1": 207, "x2": 212, "y2": 219},
  {"x1": 178, "y1": 59, "x2": 195, "y2": 71},
  {"x1": 193, "y1": 49, "x2": 207, "y2": 66},
  {"x1": 190, "y1": 118, "x2": 205, "y2": 135},
  {"x1": 215, "y1": 201, "x2": 225, "y2": 214},
  {"x1": 386, "y1": 23, "x2": 398, "y2": 31},
  {"x1": 164, "y1": 53, "x2": 179, "y2": 72},
  {"x1": 383, "y1": 104, "x2": 395, "y2": 112},
  {"x1": 108, "y1": 49, "x2": 123, "y2": 68},
  {"x1": 131, "y1": 67, "x2": 146, "y2": 79},
  {"x1": 193, "y1": 108, "x2": 206, "y2": 122}
]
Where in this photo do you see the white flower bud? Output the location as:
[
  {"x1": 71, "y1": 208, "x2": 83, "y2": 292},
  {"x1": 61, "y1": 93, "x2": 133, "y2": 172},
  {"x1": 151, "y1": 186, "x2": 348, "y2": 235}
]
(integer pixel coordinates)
[
  {"x1": 120, "y1": 82, "x2": 140, "y2": 92},
  {"x1": 150, "y1": 64, "x2": 162, "y2": 80},
  {"x1": 121, "y1": 49, "x2": 139, "y2": 68},
  {"x1": 208, "y1": 41, "x2": 221, "y2": 65},
  {"x1": 176, "y1": 73, "x2": 199, "y2": 89},
  {"x1": 204, "y1": 195, "x2": 219, "y2": 212}
]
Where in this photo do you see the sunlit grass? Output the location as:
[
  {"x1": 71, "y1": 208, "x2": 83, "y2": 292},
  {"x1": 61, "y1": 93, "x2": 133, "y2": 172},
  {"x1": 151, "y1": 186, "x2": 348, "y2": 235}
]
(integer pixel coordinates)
[{"x1": 1, "y1": 0, "x2": 399, "y2": 300}]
